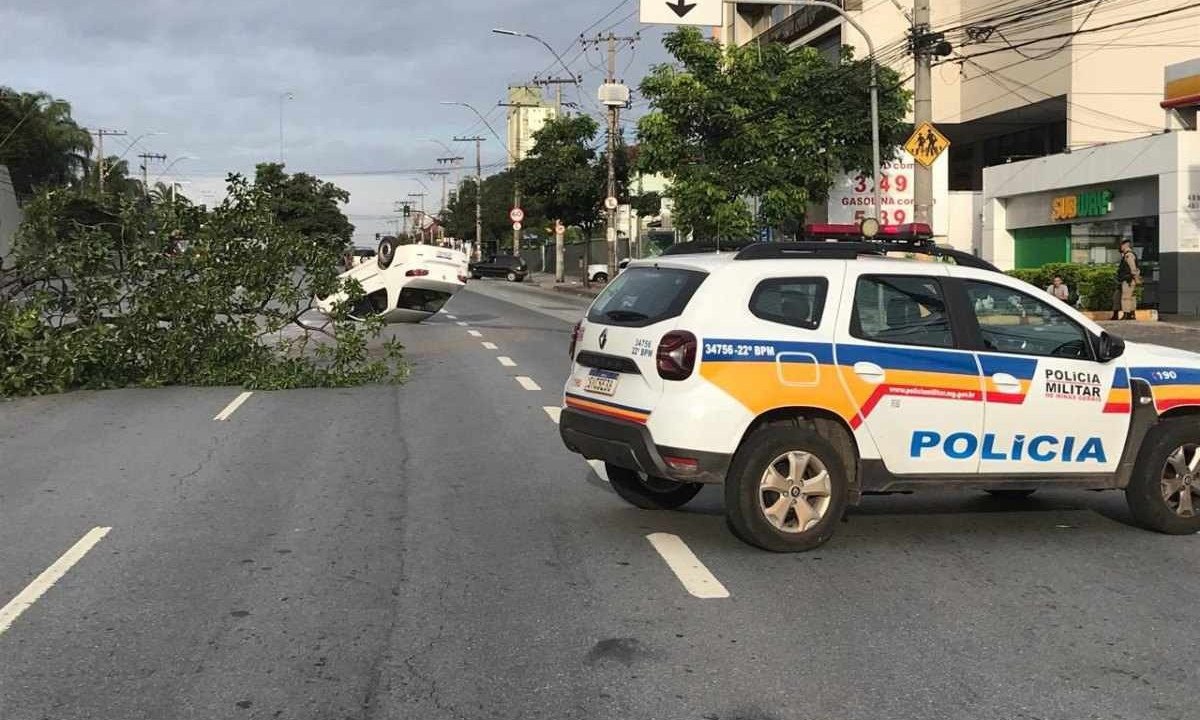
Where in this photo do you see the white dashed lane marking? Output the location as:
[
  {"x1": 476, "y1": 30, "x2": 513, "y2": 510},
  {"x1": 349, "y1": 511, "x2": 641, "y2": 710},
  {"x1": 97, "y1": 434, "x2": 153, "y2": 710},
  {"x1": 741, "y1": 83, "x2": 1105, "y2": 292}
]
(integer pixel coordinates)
[
  {"x1": 542, "y1": 407, "x2": 608, "y2": 482},
  {"x1": 498, "y1": 357, "x2": 517, "y2": 367},
  {"x1": 646, "y1": 533, "x2": 730, "y2": 600},
  {"x1": 213, "y1": 392, "x2": 253, "y2": 421},
  {"x1": 446, "y1": 314, "x2": 457, "y2": 320},
  {"x1": 516, "y1": 376, "x2": 541, "y2": 391},
  {"x1": 456, "y1": 321, "x2": 469, "y2": 327},
  {"x1": 0, "y1": 527, "x2": 113, "y2": 635},
  {"x1": 482, "y1": 342, "x2": 498, "y2": 350},
  {"x1": 468, "y1": 330, "x2": 482, "y2": 337},
  {"x1": 543, "y1": 406, "x2": 562, "y2": 423}
]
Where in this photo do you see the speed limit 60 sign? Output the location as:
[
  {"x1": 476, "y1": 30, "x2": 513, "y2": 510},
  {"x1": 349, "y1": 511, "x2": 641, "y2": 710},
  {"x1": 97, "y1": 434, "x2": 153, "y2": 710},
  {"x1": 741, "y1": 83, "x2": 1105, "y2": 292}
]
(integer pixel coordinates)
[{"x1": 509, "y1": 207, "x2": 525, "y2": 223}]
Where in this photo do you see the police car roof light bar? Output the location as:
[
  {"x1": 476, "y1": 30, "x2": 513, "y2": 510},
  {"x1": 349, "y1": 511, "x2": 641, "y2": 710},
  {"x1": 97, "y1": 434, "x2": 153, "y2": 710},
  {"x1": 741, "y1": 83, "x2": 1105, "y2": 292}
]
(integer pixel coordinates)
[{"x1": 733, "y1": 241, "x2": 998, "y2": 272}]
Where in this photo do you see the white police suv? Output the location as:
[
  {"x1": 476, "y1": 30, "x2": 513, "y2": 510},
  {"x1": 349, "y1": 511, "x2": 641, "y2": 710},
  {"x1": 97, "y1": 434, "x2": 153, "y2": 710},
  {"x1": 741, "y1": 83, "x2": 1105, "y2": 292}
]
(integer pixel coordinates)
[{"x1": 559, "y1": 226, "x2": 1200, "y2": 552}]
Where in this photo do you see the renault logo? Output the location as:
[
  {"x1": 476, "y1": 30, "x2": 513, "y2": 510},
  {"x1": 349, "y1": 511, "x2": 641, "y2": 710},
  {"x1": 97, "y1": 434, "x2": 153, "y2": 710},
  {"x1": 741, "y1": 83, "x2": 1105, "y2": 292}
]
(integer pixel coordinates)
[{"x1": 599, "y1": 329, "x2": 608, "y2": 349}]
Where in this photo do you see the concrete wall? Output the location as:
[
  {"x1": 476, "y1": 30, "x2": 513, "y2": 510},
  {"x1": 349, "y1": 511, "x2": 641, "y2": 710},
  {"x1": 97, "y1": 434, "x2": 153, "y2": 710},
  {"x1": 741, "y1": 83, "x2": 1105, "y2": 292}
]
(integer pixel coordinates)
[
  {"x1": 0, "y1": 165, "x2": 21, "y2": 266},
  {"x1": 945, "y1": 191, "x2": 982, "y2": 254}
]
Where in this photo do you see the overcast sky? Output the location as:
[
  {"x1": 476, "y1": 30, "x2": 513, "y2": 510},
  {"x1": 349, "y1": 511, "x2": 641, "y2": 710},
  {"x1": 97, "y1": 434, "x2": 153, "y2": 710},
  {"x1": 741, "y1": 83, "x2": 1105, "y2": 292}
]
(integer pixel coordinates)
[{"x1": 1, "y1": 0, "x2": 674, "y2": 244}]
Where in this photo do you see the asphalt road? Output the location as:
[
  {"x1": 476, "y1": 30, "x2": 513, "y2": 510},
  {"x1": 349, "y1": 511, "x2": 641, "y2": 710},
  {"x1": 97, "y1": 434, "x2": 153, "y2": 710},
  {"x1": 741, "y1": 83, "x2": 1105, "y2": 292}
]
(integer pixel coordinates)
[{"x1": 1, "y1": 279, "x2": 1198, "y2": 720}]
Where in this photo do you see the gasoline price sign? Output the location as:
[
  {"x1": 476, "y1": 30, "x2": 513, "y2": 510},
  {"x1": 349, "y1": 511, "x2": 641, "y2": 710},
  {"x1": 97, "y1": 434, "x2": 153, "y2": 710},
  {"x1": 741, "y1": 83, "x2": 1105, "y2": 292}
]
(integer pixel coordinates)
[{"x1": 825, "y1": 150, "x2": 949, "y2": 232}]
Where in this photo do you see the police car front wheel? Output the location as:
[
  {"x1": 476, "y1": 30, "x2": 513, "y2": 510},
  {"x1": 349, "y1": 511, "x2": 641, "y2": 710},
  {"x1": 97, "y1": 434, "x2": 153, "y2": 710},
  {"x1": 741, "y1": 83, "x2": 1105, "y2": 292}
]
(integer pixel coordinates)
[
  {"x1": 604, "y1": 464, "x2": 703, "y2": 510},
  {"x1": 725, "y1": 427, "x2": 849, "y2": 553},
  {"x1": 1127, "y1": 418, "x2": 1200, "y2": 535}
]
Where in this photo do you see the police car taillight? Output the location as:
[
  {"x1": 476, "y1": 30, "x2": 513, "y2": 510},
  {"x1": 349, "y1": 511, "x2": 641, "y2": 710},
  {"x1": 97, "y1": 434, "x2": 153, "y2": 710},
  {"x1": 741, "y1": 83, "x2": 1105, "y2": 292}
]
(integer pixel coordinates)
[
  {"x1": 569, "y1": 321, "x2": 583, "y2": 360},
  {"x1": 405, "y1": 269, "x2": 430, "y2": 277},
  {"x1": 657, "y1": 331, "x2": 697, "y2": 381}
]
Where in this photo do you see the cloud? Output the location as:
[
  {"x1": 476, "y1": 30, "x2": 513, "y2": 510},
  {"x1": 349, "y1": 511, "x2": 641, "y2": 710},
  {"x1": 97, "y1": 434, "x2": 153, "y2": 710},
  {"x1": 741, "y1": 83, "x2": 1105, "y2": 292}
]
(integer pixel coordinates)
[{"x1": 0, "y1": 0, "x2": 674, "y2": 242}]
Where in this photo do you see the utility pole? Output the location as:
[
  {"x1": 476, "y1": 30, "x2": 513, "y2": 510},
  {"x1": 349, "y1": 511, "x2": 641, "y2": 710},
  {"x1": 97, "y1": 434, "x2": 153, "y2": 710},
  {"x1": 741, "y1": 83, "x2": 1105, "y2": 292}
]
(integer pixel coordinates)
[
  {"x1": 585, "y1": 32, "x2": 638, "y2": 279},
  {"x1": 137, "y1": 152, "x2": 167, "y2": 196},
  {"x1": 454, "y1": 136, "x2": 485, "y2": 260},
  {"x1": 912, "y1": 0, "x2": 932, "y2": 226},
  {"x1": 408, "y1": 192, "x2": 427, "y2": 243},
  {"x1": 90, "y1": 128, "x2": 127, "y2": 195},
  {"x1": 499, "y1": 93, "x2": 542, "y2": 258},
  {"x1": 531, "y1": 76, "x2": 579, "y2": 115},
  {"x1": 429, "y1": 170, "x2": 450, "y2": 219}
]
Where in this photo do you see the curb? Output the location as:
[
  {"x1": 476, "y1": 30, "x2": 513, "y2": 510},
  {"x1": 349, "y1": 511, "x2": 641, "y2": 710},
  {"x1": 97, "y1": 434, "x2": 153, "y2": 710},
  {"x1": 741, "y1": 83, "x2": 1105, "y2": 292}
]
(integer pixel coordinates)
[{"x1": 552, "y1": 285, "x2": 601, "y2": 300}]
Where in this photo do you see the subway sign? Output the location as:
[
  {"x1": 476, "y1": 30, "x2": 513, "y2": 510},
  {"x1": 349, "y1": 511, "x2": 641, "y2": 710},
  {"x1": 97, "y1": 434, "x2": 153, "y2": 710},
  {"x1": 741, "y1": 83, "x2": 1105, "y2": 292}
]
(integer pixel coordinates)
[{"x1": 1051, "y1": 189, "x2": 1113, "y2": 222}]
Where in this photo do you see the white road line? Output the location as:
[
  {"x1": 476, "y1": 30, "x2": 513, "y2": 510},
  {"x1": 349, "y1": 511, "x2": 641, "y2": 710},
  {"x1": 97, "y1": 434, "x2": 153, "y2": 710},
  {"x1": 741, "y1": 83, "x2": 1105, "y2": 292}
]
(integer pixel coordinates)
[
  {"x1": 446, "y1": 314, "x2": 457, "y2": 320},
  {"x1": 0, "y1": 527, "x2": 112, "y2": 636},
  {"x1": 468, "y1": 330, "x2": 482, "y2": 337},
  {"x1": 646, "y1": 533, "x2": 730, "y2": 600},
  {"x1": 543, "y1": 406, "x2": 562, "y2": 423},
  {"x1": 456, "y1": 321, "x2": 469, "y2": 327},
  {"x1": 482, "y1": 342, "x2": 498, "y2": 350},
  {"x1": 213, "y1": 391, "x2": 253, "y2": 421},
  {"x1": 515, "y1": 376, "x2": 541, "y2": 391},
  {"x1": 498, "y1": 356, "x2": 517, "y2": 367}
]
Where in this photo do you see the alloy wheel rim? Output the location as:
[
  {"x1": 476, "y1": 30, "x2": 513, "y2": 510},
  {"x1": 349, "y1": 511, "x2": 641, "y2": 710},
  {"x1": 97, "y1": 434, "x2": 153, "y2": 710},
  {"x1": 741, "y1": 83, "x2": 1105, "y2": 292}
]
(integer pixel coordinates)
[
  {"x1": 758, "y1": 451, "x2": 832, "y2": 534},
  {"x1": 1161, "y1": 443, "x2": 1200, "y2": 518}
]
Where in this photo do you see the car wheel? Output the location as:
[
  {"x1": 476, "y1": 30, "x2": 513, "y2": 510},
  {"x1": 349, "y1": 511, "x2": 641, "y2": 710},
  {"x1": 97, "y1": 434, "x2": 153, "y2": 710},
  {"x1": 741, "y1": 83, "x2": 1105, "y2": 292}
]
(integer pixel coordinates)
[
  {"x1": 377, "y1": 237, "x2": 397, "y2": 269},
  {"x1": 985, "y1": 489, "x2": 1037, "y2": 499},
  {"x1": 506, "y1": 271, "x2": 518, "y2": 282},
  {"x1": 471, "y1": 273, "x2": 481, "y2": 280},
  {"x1": 594, "y1": 272, "x2": 608, "y2": 284},
  {"x1": 605, "y1": 463, "x2": 703, "y2": 510},
  {"x1": 725, "y1": 426, "x2": 848, "y2": 552},
  {"x1": 1126, "y1": 418, "x2": 1200, "y2": 535}
]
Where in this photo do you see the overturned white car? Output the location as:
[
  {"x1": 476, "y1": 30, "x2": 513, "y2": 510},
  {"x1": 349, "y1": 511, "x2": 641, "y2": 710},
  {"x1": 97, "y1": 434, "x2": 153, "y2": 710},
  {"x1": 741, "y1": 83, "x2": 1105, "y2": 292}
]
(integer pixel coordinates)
[{"x1": 317, "y1": 239, "x2": 469, "y2": 324}]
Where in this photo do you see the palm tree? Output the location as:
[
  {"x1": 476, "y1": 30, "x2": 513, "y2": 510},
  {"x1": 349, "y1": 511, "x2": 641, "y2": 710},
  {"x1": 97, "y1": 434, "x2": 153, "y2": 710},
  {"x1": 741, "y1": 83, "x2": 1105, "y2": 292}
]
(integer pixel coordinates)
[{"x1": 0, "y1": 87, "x2": 93, "y2": 199}]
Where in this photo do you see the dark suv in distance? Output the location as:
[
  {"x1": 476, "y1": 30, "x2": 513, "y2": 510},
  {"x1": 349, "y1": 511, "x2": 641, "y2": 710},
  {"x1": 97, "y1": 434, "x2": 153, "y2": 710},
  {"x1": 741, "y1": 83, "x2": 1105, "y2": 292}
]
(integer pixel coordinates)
[{"x1": 469, "y1": 255, "x2": 528, "y2": 282}]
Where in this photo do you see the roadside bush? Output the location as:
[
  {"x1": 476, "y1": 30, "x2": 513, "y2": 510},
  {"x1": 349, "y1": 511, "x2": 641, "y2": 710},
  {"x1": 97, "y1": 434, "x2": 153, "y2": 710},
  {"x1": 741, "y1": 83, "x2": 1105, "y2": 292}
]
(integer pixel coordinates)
[
  {"x1": 0, "y1": 175, "x2": 404, "y2": 397},
  {"x1": 1007, "y1": 262, "x2": 1124, "y2": 311}
]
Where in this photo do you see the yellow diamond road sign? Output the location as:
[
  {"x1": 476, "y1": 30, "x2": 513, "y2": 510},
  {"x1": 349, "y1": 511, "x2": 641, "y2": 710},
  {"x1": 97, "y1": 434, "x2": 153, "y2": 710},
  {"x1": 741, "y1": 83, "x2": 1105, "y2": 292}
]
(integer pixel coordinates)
[{"x1": 905, "y1": 122, "x2": 950, "y2": 168}]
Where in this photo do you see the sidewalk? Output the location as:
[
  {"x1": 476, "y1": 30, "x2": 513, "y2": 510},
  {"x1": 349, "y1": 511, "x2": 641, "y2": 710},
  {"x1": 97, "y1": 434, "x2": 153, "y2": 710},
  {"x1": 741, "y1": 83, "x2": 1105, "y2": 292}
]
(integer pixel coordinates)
[{"x1": 525, "y1": 272, "x2": 603, "y2": 299}]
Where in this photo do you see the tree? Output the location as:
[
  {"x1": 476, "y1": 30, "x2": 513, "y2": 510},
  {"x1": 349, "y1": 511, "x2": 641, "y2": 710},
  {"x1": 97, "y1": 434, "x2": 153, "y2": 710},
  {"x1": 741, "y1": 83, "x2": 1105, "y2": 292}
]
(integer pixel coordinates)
[
  {"x1": 637, "y1": 28, "x2": 911, "y2": 239},
  {"x1": 443, "y1": 170, "x2": 543, "y2": 256},
  {"x1": 516, "y1": 116, "x2": 603, "y2": 238},
  {"x1": 252, "y1": 163, "x2": 355, "y2": 253},
  {"x1": 0, "y1": 89, "x2": 93, "y2": 199}
]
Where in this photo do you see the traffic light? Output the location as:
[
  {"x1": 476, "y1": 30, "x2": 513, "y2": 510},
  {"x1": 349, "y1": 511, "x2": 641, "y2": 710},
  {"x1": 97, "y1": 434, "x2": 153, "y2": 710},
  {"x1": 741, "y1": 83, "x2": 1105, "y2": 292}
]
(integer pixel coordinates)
[{"x1": 402, "y1": 204, "x2": 411, "y2": 218}]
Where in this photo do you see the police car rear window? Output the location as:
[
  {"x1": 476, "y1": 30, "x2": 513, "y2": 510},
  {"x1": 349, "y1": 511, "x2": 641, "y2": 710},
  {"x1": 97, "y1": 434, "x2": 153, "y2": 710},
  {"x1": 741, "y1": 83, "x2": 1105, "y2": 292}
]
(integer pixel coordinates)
[
  {"x1": 749, "y1": 277, "x2": 827, "y2": 329},
  {"x1": 588, "y1": 267, "x2": 707, "y2": 328}
]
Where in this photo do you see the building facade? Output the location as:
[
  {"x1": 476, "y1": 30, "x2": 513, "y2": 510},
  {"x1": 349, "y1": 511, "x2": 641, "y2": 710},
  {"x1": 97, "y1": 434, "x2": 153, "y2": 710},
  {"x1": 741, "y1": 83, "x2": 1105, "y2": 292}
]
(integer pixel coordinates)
[{"x1": 505, "y1": 86, "x2": 558, "y2": 168}]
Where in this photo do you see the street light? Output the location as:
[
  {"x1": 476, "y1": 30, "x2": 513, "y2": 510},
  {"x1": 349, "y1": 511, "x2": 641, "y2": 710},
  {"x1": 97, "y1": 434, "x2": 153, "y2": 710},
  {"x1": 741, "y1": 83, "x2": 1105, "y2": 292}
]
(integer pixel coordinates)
[
  {"x1": 279, "y1": 91, "x2": 295, "y2": 164},
  {"x1": 106, "y1": 131, "x2": 166, "y2": 178},
  {"x1": 491, "y1": 28, "x2": 581, "y2": 89},
  {"x1": 728, "y1": 0, "x2": 882, "y2": 229},
  {"x1": 153, "y1": 155, "x2": 198, "y2": 185},
  {"x1": 439, "y1": 101, "x2": 509, "y2": 159}
]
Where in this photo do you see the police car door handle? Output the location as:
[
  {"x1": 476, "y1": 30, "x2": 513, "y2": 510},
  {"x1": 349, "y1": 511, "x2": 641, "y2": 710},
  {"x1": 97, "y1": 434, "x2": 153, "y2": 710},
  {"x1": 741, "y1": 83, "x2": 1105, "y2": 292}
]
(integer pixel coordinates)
[
  {"x1": 991, "y1": 372, "x2": 1021, "y2": 389},
  {"x1": 853, "y1": 362, "x2": 886, "y2": 384}
]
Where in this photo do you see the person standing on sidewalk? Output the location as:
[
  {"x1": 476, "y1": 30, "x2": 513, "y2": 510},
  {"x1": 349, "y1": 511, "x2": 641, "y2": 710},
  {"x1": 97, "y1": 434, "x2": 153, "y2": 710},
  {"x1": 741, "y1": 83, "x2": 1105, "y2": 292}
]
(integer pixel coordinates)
[
  {"x1": 1046, "y1": 275, "x2": 1070, "y2": 303},
  {"x1": 1112, "y1": 239, "x2": 1140, "y2": 320}
]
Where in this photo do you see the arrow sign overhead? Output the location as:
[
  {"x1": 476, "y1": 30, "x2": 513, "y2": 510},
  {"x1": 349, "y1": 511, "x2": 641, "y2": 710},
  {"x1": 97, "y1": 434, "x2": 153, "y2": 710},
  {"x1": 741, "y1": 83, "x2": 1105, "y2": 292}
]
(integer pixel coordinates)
[
  {"x1": 640, "y1": 0, "x2": 722, "y2": 26},
  {"x1": 668, "y1": 0, "x2": 696, "y2": 17}
]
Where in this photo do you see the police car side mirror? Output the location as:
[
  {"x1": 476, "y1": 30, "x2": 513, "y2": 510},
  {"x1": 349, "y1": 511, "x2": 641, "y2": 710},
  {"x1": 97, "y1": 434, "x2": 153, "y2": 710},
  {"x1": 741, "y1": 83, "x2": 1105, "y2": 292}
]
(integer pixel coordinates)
[{"x1": 1096, "y1": 332, "x2": 1125, "y2": 363}]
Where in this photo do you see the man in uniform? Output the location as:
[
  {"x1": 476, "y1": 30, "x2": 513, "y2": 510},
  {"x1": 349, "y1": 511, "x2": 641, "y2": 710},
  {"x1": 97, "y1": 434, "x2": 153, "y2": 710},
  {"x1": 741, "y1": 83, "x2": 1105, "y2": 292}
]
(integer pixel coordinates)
[{"x1": 1112, "y1": 239, "x2": 1140, "y2": 321}]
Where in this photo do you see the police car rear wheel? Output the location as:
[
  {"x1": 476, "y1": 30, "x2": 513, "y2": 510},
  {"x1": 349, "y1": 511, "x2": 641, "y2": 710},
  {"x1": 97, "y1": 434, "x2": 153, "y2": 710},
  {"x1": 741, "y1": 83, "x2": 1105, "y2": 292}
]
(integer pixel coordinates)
[
  {"x1": 604, "y1": 464, "x2": 703, "y2": 510},
  {"x1": 1127, "y1": 419, "x2": 1200, "y2": 535},
  {"x1": 725, "y1": 427, "x2": 848, "y2": 552}
]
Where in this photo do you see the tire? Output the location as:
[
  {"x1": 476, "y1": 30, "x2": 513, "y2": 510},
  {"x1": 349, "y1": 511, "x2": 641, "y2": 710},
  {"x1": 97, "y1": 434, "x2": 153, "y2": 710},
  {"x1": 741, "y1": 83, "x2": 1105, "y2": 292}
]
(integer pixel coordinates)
[
  {"x1": 985, "y1": 489, "x2": 1037, "y2": 499},
  {"x1": 594, "y1": 273, "x2": 608, "y2": 284},
  {"x1": 724, "y1": 426, "x2": 849, "y2": 552},
  {"x1": 1126, "y1": 418, "x2": 1200, "y2": 535},
  {"x1": 506, "y1": 271, "x2": 518, "y2": 282},
  {"x1": 605, "y1": 463, "x2": 702, "y2": 510},
  {"x1": 377, "y1": 237, "x2": 397, "y2": 269}
]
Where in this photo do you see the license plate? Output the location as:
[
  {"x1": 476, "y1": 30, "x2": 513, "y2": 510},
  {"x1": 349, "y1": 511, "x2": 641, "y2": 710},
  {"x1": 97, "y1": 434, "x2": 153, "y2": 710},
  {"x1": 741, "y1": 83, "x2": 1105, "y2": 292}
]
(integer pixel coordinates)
[{"x1": 585, "y1": 369, "x2": 619, "y2": 396}]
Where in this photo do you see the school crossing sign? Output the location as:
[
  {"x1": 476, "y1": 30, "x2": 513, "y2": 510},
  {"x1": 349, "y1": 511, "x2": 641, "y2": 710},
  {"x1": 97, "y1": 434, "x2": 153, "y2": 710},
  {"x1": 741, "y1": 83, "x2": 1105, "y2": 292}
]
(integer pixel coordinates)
[{"x1": 904, "y1": 122, "x2": 950, "y2": 168}]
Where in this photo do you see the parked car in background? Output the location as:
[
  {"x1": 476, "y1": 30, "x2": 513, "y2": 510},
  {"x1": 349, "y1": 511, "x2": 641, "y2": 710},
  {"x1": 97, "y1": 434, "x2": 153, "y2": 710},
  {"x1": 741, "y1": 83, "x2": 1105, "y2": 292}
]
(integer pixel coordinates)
[
  {"x1": 586, "y1": 258, "x2": 630, "y2": 283},
  {"x1": 469, "y1": 254, "x2": 527, "y2": 282}
]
